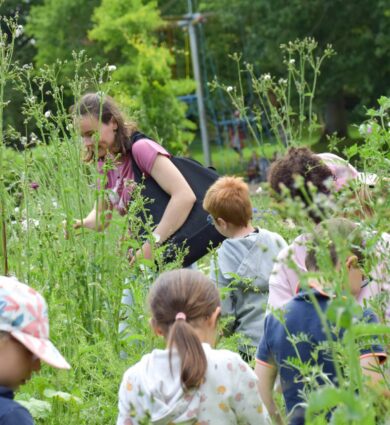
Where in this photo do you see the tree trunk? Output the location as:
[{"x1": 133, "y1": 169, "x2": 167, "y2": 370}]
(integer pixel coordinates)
[{"x1": 322, "y1": 92, "x2": 349, "y2": 139}]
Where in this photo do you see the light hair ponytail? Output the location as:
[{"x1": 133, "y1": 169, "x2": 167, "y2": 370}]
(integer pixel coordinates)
[{"x1": 149, "y1": 269, "x2": 220, "y2": 390}]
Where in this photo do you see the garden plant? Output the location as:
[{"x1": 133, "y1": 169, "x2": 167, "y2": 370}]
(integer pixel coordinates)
[{"x1": 0, "y1": 17, "x2": 389, "y2": 425}]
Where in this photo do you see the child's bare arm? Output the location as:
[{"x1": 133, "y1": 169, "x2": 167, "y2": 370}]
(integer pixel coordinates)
[
  {"x1": 255, "y1": 362, "x2": 284, "y2": 425},
  {"x1": 360, "y1": 355, "x2": 386, "y2": 384}
]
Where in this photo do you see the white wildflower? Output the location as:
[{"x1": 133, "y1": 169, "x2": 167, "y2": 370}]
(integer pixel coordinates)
[
  {"x1": 15, "y1": 25, "x2": 23, "y2": 38},
  {"x1": 44, "y1": 110, "x2": 51, "y2": 118},
  {"x1": 66, "y1": 123, "x2": 73, "y2": 131},
  {"x1": 278, "y1": 78, "x2": 287, "y2": 85},
  {"x1": 14, "y1": 207, "x2": 20, "y2": 213},
  {"x1": 20, "y1": 136, "x2": 27, "y2": 145},
  {"x1": 107, "y1": 65, "x2": 117, "y2": 72},
  {"x1": 30, "y1": 132, "x2": 38, "y2": 142},
  {"x1": 262, "y1": 73, "x2": 271, "y2": 81},
  {"x1": 226, "y1": 86, "x2": 233, "y2": 93},
  {"x1": 21, "y1": 218, "x2": 40, "y2": 231},
  {"x1": 29, "y1": 38, "x2": 36, "y2": 46},
  {"x1": 285, "y1": 218, "x2": 296, "y2": 229},
  {"x1": 289, "y1": 59, "x2": 295, "y2": 65}
]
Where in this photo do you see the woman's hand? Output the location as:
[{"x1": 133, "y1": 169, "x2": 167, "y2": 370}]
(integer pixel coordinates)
[
  {"x1": 128, "y1": 241, "x2": 153, "y2": 266},
  {"x1": 62, "y1": 219, "x2": 82, "y2": 239},
  {"x1": 63, "y1": 199, "x2": 112, "y2": 238}
]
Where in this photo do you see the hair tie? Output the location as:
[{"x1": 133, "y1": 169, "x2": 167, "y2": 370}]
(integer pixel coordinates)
[{"x1": 175, "y1": 312, "x2": 186, "y2": 321}]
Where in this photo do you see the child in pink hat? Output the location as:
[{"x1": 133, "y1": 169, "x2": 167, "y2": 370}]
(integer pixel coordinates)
[{"x1": 0, "y1": 276, "x2": 70, "y2": 424}]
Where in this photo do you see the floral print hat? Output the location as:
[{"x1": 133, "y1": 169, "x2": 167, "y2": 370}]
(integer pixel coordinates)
[{"x1": 0, "y1": 276, "x2": 70, "y2": 369}]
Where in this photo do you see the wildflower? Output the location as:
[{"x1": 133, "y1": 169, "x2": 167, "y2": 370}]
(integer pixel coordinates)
[
  {"x1": 226, "y1": 86, "x2": 233, "y2": 92},
  {"x1": 66, "y1": 123, "x2": 73, "y2": 131},
  {"x1": 358, "y1": 123, "x2": 373, "y2": 136},
  {"x1": 29, "y1": 38, "x2": 36, "y2": 46},
  {"x1": 262, "y1": 73, "x2": 271, "y2": 81},
  {"x1": 21, "y1": 218, "x2": 40, "y2": 231},
  {"x1": 285, "y1": 218, "x2": 296, "y2": 229},
  {"x1": 278, "y1": 78, "x2": 287, "y2": 85},
  {"x1": 30, "y1": 132, "x2": 38, "y2": 142},
  {"x1": 30, "y1": 182, "x2": 39, "y2": 190},
  {"x1": 289, "y1": 59, "x2": 295, "y2": 65},
  {"x1": 20, "y1": 136, "x2": 27, "y2": 145},
  {"x1": 108, "y1": 65, "x2": 117, "y2": 72},
  {"x1": 15, "y1": 25, "x2": 23, "y2": 38},
  {"x1": 44, "y1": 110, "x2": 51, "y2": 118}
]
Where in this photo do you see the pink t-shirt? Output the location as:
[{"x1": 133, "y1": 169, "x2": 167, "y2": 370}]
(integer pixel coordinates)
[
  {"x1": 267, "y1": 232, "x2": 389, "y2": 318},
  {"x1": 98, "y1": 138, "x2": 170, "y2": 215}
]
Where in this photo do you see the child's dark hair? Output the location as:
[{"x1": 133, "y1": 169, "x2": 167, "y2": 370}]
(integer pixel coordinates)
[
  {"x1": 268, "y1": 147, "x2": 334, "y2": 223},
  {"x1": 71, "y1": 93, "x2": 137, "y2": 162},
  {"x1": 305, "y1": 218, "x2": 364, "y2": 271},
  {"x1": 149, "y1": 269, "x2": 220, "y2": 390}
]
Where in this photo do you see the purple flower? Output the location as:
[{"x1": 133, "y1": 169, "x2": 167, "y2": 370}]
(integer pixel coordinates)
[{"x1": 30, "y1": 182, "x2": 39, "y2": 190}]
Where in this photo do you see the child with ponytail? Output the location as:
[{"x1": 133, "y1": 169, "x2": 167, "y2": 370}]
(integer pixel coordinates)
[{"x1": 117, "y1": 269, "x2": 266, "y2": 425}]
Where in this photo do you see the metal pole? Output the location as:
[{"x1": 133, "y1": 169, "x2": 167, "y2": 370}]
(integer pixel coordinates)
[{"x1": 187, "y1": 16, "x2": 211, "y2": 166}]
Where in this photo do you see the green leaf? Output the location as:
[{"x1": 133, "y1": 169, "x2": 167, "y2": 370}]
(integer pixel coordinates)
[
  {"x1": 43, "y1": 389, "x2": 82, "y2": 404},
  {"x1": 348, "y1": 323, "x2": 390, "y2": 338},
  {"x1": 17, "y1": 398, "x2": 52, "y2": 419}
]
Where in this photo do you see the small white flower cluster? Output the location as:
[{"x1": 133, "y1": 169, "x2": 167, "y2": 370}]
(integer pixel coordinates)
[
  {"x1": 44, "y1": 110, "x2": 51, "y2": 118},
  {"x1": 289, "y1": 59, "x2": 295, "y2": 65},
  {"x1": 15, "y1": 25, "x2": 24, "y2": 38},
  {"x1": 21, "y1": 218, "x2": 40, "y2": 231},
  {"x1": 107, "y1": 65, "x2": 117, "y2": 72},
  {"x1": 262, "y1": 73, "x2": 271, "y2": 81},
  {"x1": 226, "y1": 86, "x2": 234, "y2": 93}
]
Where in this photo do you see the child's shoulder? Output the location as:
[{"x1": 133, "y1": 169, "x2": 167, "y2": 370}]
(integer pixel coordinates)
[
  {"x1": 0, "y1": 395, "x2": 34, "y2": 425},
  {"x1": 204, "y1": 344, "x2": 250, "y2": 371},
  {"x1": 256, "y1": 228, "x2": 287, "y2": 246},
  {"x1": 121, "y1": 351, "x2": 153, "y2": 382}
]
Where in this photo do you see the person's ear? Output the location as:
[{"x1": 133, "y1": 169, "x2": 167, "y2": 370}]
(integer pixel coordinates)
[
  {"x1": 149, "y1": 318, "x2": 164, "y2": 336},
  {"x1": 346, "y1": 255, "x2": 359, "y2": 270},
  {"x1": 215, "y1": 218, "x2": 227, "y2": 229},
  {"x1": 109, "y1": 117, "x2": 118, "y2": 131},
  {"x1": 208, "y1": 306, "x2": 221, "y2": 329}
]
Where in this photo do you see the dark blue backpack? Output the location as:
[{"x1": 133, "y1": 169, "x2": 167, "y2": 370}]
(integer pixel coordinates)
[{"x1": 126, "y1": 132, "x2": 225, "y2": 267}]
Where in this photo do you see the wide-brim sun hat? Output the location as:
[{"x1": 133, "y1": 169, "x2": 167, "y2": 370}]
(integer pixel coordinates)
[{"x1": 0, "y1": 275, "x2": 70, "y2": 370}]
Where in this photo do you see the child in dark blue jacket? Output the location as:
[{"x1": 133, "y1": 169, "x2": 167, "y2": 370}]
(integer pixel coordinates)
[{"x1": 0, "y1": 276, "x2": 70, "y2": 424}]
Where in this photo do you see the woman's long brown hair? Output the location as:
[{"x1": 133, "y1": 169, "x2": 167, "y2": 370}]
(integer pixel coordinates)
[{"x1": 149, "y1": 269, "x2": 220, "y2": 390}]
